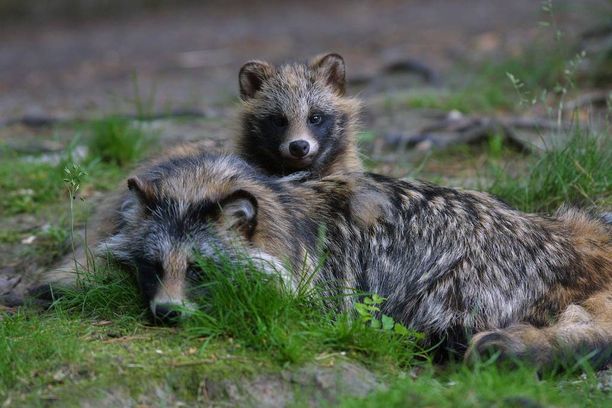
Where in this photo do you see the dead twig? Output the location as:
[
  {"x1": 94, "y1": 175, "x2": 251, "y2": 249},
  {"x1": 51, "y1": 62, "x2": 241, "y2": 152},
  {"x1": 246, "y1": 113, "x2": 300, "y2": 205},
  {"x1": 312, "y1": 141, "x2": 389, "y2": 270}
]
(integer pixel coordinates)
[
  {"x1": 386, "y1": 113, "x2": 580, "y2": 152},
  {"x1": 563, "y1": 90, "x2": 611, "y2": 112}
]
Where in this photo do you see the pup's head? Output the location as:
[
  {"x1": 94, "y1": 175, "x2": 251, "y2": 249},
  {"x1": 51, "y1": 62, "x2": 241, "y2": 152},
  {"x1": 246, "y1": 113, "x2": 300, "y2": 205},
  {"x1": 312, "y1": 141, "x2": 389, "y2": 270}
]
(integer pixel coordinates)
[
  {"x1": 238, "y1": 53, "x2": 360, "y2": 176},
  {"x1": 100, "y1": 155, "x2": 287, "y2": 323}
]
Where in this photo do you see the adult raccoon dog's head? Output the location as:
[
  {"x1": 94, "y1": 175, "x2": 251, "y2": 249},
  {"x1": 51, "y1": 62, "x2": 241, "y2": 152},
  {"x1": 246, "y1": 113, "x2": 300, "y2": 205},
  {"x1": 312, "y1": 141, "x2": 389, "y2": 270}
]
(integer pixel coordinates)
[
  {"x1": 237, "y1": 53, "x2": 361, "y2": 177},
  {"x1": 99, "y1": 154, "x2": 298, "y2": 323}
]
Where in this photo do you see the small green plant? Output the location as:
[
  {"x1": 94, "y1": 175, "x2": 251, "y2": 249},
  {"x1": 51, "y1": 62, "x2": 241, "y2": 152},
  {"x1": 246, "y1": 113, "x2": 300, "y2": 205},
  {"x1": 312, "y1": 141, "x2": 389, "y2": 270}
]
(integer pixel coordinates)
[
  {"x1": 63, "y1": 163, "x2": 87, "y2": 200},
  {"x1": 504, "y1": 0, "x2": 589, "y2": 123},
  {"x1": 86, "y1": 117, "x2": 155, "y2": 167},
  {"x1": 355, "y1": 294, "x2": 410, "y2": 335},
  {"x1": 485, "y1": 132, "x2": 505, "y2": 159},
  {"x1": 63, "y1": 162, "x2": 88, "y2": 272},
  {"x1": 506, "y1": 72, "x2": 532, "y2": 108}
]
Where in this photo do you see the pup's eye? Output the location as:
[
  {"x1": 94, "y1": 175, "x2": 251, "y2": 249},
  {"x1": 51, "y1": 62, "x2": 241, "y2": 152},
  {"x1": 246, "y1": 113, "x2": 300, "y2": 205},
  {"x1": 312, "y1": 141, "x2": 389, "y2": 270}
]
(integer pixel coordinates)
[
  {"x1": 308, "y1": 113, "x2": 323, "y2": 125},
  {"x1": 270, "y1": 115, "x2": 288, "y2": 128}
]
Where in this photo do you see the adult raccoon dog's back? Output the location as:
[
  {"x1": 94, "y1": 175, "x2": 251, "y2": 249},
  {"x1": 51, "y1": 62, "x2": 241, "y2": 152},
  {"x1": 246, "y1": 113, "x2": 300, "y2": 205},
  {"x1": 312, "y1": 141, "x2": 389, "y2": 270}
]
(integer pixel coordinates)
[
  {"x1": 39, "y1": 153, "x2": 612, "y2": 368},
  {"x1": 236, "y1": 53, "x2": 362, "y2": 178}
]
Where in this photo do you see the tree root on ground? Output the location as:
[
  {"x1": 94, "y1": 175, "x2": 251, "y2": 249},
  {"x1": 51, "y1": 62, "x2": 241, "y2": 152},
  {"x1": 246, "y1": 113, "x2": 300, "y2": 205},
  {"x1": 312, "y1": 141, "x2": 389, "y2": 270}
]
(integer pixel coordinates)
[{"x1": 383, "y1": 112, "x2": 583, "y2": 152}]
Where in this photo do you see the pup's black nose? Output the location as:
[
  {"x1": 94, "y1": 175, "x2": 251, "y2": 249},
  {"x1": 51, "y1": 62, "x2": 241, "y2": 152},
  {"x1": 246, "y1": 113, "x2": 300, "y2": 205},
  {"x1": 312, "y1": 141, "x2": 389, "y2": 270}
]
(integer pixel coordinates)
[
  {"x1": 288, "y1": 140, "x2": 310, "y2": 158},
  {"x1": 154, "y1": 304, "x2": 182, "y2": 323}
]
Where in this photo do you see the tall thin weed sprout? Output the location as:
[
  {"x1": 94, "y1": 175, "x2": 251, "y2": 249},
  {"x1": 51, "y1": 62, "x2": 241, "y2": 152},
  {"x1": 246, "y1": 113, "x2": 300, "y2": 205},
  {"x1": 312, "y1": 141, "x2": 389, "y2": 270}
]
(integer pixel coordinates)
[
  {"x1": 506, "y1": 0, "x2": 587, "y2": 129},
  {"x1": 62, "y1": 163, "x2": 87, "y2": 274},
  {"x1": 490, "y1": 0, "x2": 609, "y2": 213}
]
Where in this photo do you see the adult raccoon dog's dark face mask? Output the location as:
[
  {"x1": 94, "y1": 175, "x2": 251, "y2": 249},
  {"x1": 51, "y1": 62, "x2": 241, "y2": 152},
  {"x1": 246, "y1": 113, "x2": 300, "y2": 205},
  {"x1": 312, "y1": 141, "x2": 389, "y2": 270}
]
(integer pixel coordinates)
[
  {"x1": 238, "y1": 53, "x2": 360, "y2": 176},
  {"x1": 99, "y1": 157, "x2": 287, "y2": 323}
]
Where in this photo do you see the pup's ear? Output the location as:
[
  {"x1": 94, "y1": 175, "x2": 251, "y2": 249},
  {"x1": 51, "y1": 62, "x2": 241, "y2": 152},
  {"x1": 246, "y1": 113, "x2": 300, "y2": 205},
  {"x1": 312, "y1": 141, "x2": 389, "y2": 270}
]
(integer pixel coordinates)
[
  {"x1": 127, "y1": 176, "x2": 157, "y2": 204},
  {"x1": 310, "y1": 53, "x2": 346, "y2": 96},
  {"x1": 220, "y1": 190, "x2": 258, "y2": 238},
  {"x1": 239, "y1": 60, "x2": 275, "y2": 100}
]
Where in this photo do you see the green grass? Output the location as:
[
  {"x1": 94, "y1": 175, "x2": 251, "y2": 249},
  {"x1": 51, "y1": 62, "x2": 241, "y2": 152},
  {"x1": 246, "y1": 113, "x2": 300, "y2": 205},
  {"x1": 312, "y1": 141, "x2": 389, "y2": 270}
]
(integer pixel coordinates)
[
  {"x1": 0, "y1": 311, "x2": 82, "y2": 393},
  {"x1": 2, "y1": 258, "x2": 607, "y2": 406},
  {"x1": 400, "y1": 31, "x2": 588, "y2": 114},
  {"x1": 0, "y1": 142, "x2": 128, "y2": 217},
  {"x1": 0, "y1": 307, "x2": 270, "y2": 405},
  {"x1": 0, "y1": 261, "x2": 263, "y2": 403},
  {"x1": 0, "y1": 118, "x2": 150, "y2": 278},
  {"x1": 401, "y1": 83, "x2": 513, "y2": 113},
  {"x1": 52, "y1": 261, "x2": 145, "y2": 322},
  {"x1": 0, "y1": 156, "x2": 67, "y2": 215},
  {"x1": 487, "y1": 127, "x2": 611, "y2": 213},
  {"x1": 0, "y1": 256, "x2": 424, "y2": 404},
  {"x1": 340, "y1": 364, "x2": 608, "y2": 407},
  {"x1": 0, "y1": 229, "x2": 22, "y2": 244},
  {"x1": 85, "y1": 117, "x2": 157, "y2": 167},
  {"x1": 46, "y1": 253, "x2": 424, "y2": 367},
  {"x1": 185, "y1": 255, "x2": 423, "y2": 367}
]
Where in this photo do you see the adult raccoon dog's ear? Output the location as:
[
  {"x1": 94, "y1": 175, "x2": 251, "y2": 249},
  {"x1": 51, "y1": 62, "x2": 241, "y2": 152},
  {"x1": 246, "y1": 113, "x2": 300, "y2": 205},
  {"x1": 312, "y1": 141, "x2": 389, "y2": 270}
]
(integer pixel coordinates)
[
  {"x1": 310, "y1": 53, "x2": 346, "y2": 96},
  {"x1": 239, "y1": 60, "x2": 275, "y2": 100},
  {"x1": 219, "y1": 190, "x2": 258, "y2": 238},
  {"x1": 127, "y1": 176, "x2": 157, "y2": 204}
]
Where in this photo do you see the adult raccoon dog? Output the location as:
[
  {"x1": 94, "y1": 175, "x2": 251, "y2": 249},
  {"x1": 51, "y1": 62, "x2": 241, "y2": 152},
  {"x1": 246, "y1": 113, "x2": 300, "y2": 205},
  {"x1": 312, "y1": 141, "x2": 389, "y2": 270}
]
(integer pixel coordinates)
[
  {"x1": 236, "y1": 53, "x2": 362, "y2": 178},
  {"x1": 39, "y1": 152, "x2": 611, "y2": 367}
]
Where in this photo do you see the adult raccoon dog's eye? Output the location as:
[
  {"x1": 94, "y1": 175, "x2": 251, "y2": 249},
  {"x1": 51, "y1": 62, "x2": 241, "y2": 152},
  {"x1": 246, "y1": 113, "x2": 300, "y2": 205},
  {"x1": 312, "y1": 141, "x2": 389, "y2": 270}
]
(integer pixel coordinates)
[
  {"x1": 186, "y1": 264, "x2": 201, "y2": 281},
  {"x1": 308, "y1": 113, "x2": 323, "y2": 125},
  {"x1": 270, "y1": 114, "x2": 288, "y2": 128}
]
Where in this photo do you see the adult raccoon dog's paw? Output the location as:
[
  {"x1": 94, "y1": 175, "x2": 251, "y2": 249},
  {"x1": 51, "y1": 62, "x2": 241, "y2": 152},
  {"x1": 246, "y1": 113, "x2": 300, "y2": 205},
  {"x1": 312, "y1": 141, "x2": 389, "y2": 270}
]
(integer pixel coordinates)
[
  {"x1": 466, "y1": 302, "x2": 612, "y2": 370},
  {"x1": 2, "y1": 283, "x2": 67, "y2": 308},
  {"x1": 465, "y1": 325, "x2": 546, "y2": 367}
]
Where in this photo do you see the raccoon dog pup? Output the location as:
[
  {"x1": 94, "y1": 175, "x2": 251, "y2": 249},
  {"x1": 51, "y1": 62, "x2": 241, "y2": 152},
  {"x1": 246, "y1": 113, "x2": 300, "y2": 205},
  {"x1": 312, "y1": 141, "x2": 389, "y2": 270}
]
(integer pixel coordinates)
[
  {"x1": 43, "y1": 151, "x2": 611, "y2": 367},
  {"x1": 237, "y1": 53, "x2": 362, "y2": 178}
]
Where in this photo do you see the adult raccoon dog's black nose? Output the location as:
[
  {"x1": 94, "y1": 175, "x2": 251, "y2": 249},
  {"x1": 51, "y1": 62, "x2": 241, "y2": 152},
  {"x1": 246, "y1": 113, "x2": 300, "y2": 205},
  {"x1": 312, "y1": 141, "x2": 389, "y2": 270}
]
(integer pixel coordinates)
[
  {"x1": 153, "y1": 304, "x2": 182, "y2": 323},
  {"x1": 289, "y1": 140, "x2": 310, "y2": 158}
]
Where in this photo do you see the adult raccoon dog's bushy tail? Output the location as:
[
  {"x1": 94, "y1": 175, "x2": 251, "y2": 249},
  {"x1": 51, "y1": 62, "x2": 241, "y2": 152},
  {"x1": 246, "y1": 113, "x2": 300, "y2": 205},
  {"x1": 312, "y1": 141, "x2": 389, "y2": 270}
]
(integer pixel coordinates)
[
  {"x1": 467, "y1": 286, "x2": 611, "y2": 369},
  {"x1": 466, "y1": 207, "x2": 612, "y2": 368}
]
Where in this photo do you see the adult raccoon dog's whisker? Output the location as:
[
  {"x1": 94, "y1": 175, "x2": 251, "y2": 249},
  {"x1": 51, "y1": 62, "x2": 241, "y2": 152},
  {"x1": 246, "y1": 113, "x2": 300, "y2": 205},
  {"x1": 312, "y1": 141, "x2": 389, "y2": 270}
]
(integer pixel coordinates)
[
  {"x1": 37, "y1": 152, "x2": 610, "y2": 367},
  {"x1": 236, "y1": 53, "x2": 362, "y2": 178}
]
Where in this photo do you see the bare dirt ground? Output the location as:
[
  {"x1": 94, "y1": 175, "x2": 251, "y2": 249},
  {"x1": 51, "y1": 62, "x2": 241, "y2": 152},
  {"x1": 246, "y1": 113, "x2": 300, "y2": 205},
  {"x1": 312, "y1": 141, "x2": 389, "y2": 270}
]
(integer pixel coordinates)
[{"x1": 0, "y1": 0, "x2": 598, "y2": 117}]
